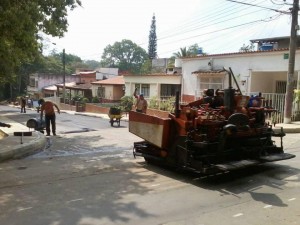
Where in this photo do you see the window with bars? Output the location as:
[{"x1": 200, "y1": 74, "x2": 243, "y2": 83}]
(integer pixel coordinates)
[
  {"x1": 199, "y1": 77, "x2": 224, "y2": 91},
  {"x1": 29, "y1": 78, "x2": 35, "y2": 87},
  {"x1": 275, "y1": 80, "x2": 297, "y2": 93},
  {"x1": 97, "y1": 87, "x2": 105, "y2": 98},
  {"x1": 161, "y1": 84, "x2": 181, "y2": 97},
  {"x1": 135, "y1": 84, "x2": 150, "y2": 97}
]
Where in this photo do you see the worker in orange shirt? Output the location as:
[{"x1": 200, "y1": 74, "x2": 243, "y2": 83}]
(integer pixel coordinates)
[{"x1": 38, "y1": 99, "x2": 60, "y2": 136}]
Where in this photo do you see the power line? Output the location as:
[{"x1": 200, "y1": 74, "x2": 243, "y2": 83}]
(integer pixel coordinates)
[
  {"x1": 226, "y1": 0, "x2": 290, "y2": 13},
  {"x1": 142, "y1": 0, "x2": 286, "y2": 48},
  {"x1": 158, "y1": 13, "x2": 284, "y2": 56}
]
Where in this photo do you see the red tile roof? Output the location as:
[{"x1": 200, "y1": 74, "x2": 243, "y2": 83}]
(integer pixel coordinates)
[
  {"x1": 123, "y1": 73, "x2": 181, "y2": 76},
  {"x1": 92, "y1": 76, "x2": 124, "y2": 85},
  {"x1": 182, "y1": 47, "x2": 295, "y2": 59},
  {"x1": 192, "y1": 69, "x2": 226, "y2": 75}
]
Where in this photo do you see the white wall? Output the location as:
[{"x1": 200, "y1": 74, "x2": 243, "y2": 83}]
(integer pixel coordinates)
[
  {"x1": 181, "y1": 50, "x2": 300, "y2": 96},
  {"x1": 124, "y1": 75, "x2": 181, "y2": 97}
]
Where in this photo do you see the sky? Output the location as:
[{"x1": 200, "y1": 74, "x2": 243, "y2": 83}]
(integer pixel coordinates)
[{"x1": 45, "y1": 0, "x2": 295, "y2": 61}]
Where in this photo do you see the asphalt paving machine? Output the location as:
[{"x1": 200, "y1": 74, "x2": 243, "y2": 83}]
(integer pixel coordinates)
[{"x1": 129, "y1": 68, "x2": 295, "y2": 174}]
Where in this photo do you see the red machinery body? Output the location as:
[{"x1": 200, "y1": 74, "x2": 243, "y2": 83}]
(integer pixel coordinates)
[{"x1": 129, "y1": 68, "x2": 295, "y2": 174}]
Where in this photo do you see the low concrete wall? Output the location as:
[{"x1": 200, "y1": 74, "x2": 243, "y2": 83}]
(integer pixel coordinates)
[
  {"x1": 59, "y1": 103, "x2": 76, "y2": 111},
  {"x1": 59, "y1": 102, "x2": 170, "y2": 119},
  {"x1": 85, "y1": 104, "x2": 110, "y2": 114}
]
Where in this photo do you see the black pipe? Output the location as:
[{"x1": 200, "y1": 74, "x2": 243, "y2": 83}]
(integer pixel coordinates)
[
  {"x1": 175, "y1": 91, "x2": 180, "y2": 118},
  {"x1": 229, "y1": 67, "x2": 242, "y2": 95}
]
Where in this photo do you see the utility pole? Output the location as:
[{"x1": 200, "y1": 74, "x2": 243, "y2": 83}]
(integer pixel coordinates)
[
  {"x1": 63, "y1": 48, "x2": 66, "y2": 104},
  {"x1": 284, "y1": 0, "x2": 299, "y2": 124}
]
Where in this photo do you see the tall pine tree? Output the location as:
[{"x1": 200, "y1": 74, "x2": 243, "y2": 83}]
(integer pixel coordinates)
[{"x1": 148, "y1": 14, "x2": 157, "y2": 59}]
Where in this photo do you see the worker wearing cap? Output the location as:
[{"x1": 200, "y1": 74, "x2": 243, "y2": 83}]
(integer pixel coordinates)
[{"x1": 133, "y1": 88, "x2": 148, "y2": 113}]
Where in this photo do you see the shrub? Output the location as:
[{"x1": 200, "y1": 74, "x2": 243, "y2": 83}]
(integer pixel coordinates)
[
  {"x1": 120, "y1": 95, "x2": 134, "y2": 112},
  {"x1": 149, "y1": 96, "x2": 159, "y2": 109},
  {"x1": 81, "y1": 97, "x2": 89, "y2": 103},
  {"x1": 149, "y1": 96, "x2": 175, "y2": 112},
  {"x1": 91, "y1": 96, "x2": 100, "y2": 103}
]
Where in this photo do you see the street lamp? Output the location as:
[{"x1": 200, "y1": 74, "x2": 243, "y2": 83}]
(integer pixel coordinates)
[
  {"x1": 62, "y1": 48, "x2": 66, "y2": 104},
  {"x1": 52, "y1": 43, "x2": 66, "y2": 104}
]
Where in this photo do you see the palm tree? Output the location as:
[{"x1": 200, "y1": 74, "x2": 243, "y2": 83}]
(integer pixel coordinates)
[{"x1": 173, "y1": 47, "x2": 188, "y2": 58}]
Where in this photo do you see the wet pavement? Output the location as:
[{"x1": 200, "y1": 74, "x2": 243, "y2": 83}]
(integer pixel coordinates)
[{"x1": 0, "y1": 105, "x2": 129, "y2": 162}]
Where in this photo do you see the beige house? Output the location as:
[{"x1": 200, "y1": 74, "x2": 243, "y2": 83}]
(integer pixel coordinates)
[{"x1": 91, "y1": 76, "x2": 125, "y2": 102}]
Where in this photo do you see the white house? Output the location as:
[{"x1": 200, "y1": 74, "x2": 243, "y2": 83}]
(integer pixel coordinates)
[
  {"x1": 181, "y1": 48, "x2": 300, "y2": 102},
  {"x1": 123, "y1": 73, "x2": 181, "y2": 101},
  {"x1": 181, "y1": 36, "x2": 300, "y2": 103}
]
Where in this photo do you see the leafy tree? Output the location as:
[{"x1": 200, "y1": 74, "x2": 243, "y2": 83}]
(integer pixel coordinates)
[
  {"x1": 173, "y1": 44, "x2": 205, "y2": 58},
  {"x1": 188, "y1": 43, "x2": 203, "y2": 56},
  {"x1": 239, "y1": 43, "x2": 255, "y2": 52},
  {"x1": 173, "y1": 47, "x2": 188, "y2": 58},
  {"x1": 84, "y1": 60, "x2": 101, "y2": 70},
  {"x1": 140, "y1": 59, "x2": 152, "y2": 75},
  {"x1": 101, "y1": 39, "x2": 148, "y2": 74},
  {"x1": 24, "y1": 51, "x2": 84, "y2": 75},
  {"x1": 0, "y1": 0, "x2": 81, "y2": 98},
  {"x1": 148, "y1": 14, "x2": 157, "y2": 59},
  {"x1": 168, "y1": 56, "x2": 176, "y2": 68}
]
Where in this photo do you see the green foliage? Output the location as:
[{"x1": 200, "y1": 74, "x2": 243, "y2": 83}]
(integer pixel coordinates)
[
  {"x1": 140, "y1": 59, "x2": 152, "y2": 75},
  {"x1": 72, "y1": 94, "x2": 83, "y2": 102},
  {"x1": 100, "y1": 39, "x2": 148, "y2": 74},
  {"x1": 239, "y1": 43, "x2": 255, "y2": 52},
  {"x1": 120, "y1": 95, "x2": 134, "y2": 112},
  {"x1": 294, "y1": 89, "x2": 300, "y2": 103},
  {"x1": 168, "y1": 56, "x2": 176, "y2": 68},
  {"x1": 149, "y1": 96, "x2": 175, "y2": 112},
  {"x1": 81, "y1": 97, "x2": 89, "y2": 103},
  {"x1": 91, "y1": 96, "x2": 100, "y2": 103},
  {"x1": 187, "y1": 44, "x2": 202, "y2": 56},
  {"x1": 84, "y1": 60, "x2": 101, "y2": 70},
  {"x1": 18, "y1": 50, "x2": 93, "y2": 77},
  {"x1": 43, "y1": 51, "x2": 83, "y2": 74},
  {"x1": 148, "y1": 15, "x2": 157, "y2": 59},
  {"x1": 173, "y1": 47, "x2": 188, "y2": 58},
  {"x1": 149, "y1": 96, "x2": 159, "y2": 109},
  {"x1": 173, "y1": 43, "x2": 204, "y2": 58},
  {"x1": 0, "y1": 0, "x2": 82, "y2": 85},
  {"x1": 160, "y1": 97, "x2": 176, "y2": 112}
]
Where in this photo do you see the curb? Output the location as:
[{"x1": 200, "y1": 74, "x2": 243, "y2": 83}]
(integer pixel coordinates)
[
  {"x1": 273, "y1": 127, "x2": 300, "y2": 133},
  {"x1": 0, "y1": 131, "x2": 47, "y2": 162}
]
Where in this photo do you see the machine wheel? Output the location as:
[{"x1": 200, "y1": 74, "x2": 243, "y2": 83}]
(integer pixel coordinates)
[{"x1": 144, "y1": 157, "x2": 157, "y2": 164}]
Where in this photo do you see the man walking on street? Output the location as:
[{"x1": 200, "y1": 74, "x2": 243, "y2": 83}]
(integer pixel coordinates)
[
  {"x1": 39, "y1": 99, "x2": 60, "y2": 136},
  {"x1": 20, "y1": 96, "x2": 26, "y2": 113}
]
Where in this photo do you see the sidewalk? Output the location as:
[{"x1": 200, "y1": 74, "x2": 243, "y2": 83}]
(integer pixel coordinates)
[
  {"x1": 0, "y1": 108, "x2": 299, "y2": 163},
  {"x1": 0, "y1": 116, "x2": 47, "y2": 162}
]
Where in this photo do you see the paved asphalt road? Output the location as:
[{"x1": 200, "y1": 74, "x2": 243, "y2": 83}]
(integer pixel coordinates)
[{"x1": 0, "y1": 106, "x2": 299, "y2": 225}]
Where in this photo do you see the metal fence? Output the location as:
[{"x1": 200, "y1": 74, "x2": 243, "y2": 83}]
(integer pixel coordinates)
[
  {"x1": 260, "y1": 93, "x2": 300, "y2": 123},
  {"x1": 194, "y1": 91, "x2": 300, "y2": 123},
  {"x1": 259, "y1": 93, "x2": 285, "y2": 123}
]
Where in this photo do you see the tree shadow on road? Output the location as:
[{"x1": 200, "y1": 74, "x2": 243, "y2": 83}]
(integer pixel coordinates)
[{"x1": 0, "y1": 133, "x2": 161, "y2": 225}]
